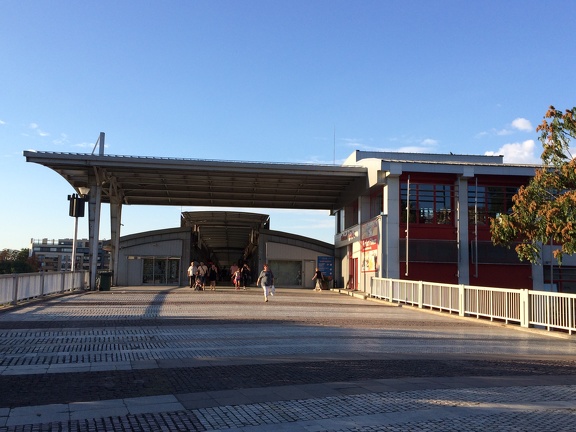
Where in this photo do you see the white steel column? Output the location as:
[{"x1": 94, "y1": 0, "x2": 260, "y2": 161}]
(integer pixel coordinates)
[{"x1": 383, "y1": 174, "x2": 401, "y2": 279}]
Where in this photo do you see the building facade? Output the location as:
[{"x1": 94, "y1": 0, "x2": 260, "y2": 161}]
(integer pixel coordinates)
[
  {"x1": 333, "y1": 151, "x2": 576, "y2": 294},
  {"x1": 113, "y1": 213, "x2": 334, "y2": 288},
  {"x1": 29, "y1": 238, "x2": 109, "y2": 272}
]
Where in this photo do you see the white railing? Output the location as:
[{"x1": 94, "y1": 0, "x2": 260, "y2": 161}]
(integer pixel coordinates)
[
  {"x1": 0, "y1": 271, "x2": 89, "y2": 306},
  {"x1": 370, "y1": 277, "x2": 576, "y2": 335}
]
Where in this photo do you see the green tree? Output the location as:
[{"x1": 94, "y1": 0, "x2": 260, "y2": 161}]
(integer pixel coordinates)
[
  {"x1": 490, "y1": 106, "x2": 576, "y2": 264},
  {"x1": 0, "y1": 248, "x2": 39, "y2": 274}
]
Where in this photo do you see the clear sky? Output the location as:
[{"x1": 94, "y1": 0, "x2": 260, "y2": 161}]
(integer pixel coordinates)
[{"x1": 1, "y1": 1, "x2": 575, "y2": 250}]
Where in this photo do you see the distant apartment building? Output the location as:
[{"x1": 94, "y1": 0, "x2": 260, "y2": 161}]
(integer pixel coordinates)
[{"x1": 29, "y1": 238, "x2": 110, "y2": 272}]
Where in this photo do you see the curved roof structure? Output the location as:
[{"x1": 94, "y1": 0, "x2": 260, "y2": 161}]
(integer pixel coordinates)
[{"x1": 181, "y1": 211, "x2": 269, "y2": 266}]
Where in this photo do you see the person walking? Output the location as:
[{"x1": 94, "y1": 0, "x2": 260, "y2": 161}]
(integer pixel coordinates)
[
  {"x1": 312, "y1": 267, "x2": 324, "y2": 291},
  {"x1": 208, "y1": 262, "x2": 218, "y2": 290},
  {"x1": 229, "y1": 263, "x2": 239, "y2": 286},
  {"x1": 256, "y1": 263, "x2": 275, "y2": 302},
  {"x1": 241, "y1": 263, "x2": 251, "y2": 290},
  {"x1": 233, "y1": 267, "x2": 242, "y2": 290},
  {"x1": 187, "y1": 261, "x2": 198, "y2": 288},
  {"x1": 198, "y1": 262, "x2": 208, "y2": 289}
]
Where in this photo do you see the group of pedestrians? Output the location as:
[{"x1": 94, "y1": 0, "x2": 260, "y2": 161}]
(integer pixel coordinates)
[
  {"x1": 187, "y1": 261, "x2": 218, "y2": 290},
  {"x1": 230, "y1": 263, "x2": 252, "y2": 290},
  {"x1": 186, "y1": 262, "x2": 326, "y2": 303}
]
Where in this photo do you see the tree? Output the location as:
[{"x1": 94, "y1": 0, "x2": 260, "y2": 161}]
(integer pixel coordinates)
[
  {"x1": 0, "y1": 248, "x2": 39, "y2": 274},
  {"x1": 490, "y1": 106, "x2": 576, "y2": 264}
]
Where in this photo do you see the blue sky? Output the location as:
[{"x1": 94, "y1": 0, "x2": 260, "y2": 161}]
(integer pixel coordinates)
[{"x1": 1, "y1": 1, "x2": 575, "y2": 250}]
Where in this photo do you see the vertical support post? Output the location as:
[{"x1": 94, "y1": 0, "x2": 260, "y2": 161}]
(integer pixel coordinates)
[
  {"x1": 71, "y1": 215, "x2": 79, "y2": 272},
  {"x1": 520, "y1": 289, "x2": 530, "y2": 328},
  {"x1": 405, "y1": 175, "x2": 410, "y2": 276},
  {"x1": 11, "y1": 274, "x2": 18, "y2": 305},
  {"x1": 418, "y1": 280, "x2": 423, "y2": 309},
  {"x1": 457, "y1": 176, "x2": 470, "y2": 284},
  {"x1": 459, "y1": 284, "x2": 466, "y2": 316},
  {"x1": 382, "y1": 172, "x2": 401, "y2": 279},
  {"x1": 88, "y1": 183, "x2": 102, "y2": 290},
  {"x1": 98, "y1": 132, "x2": 105, "y2": 156},
  {"x1": 110, "y1": 199, "x2": 122, "y2": 287}
]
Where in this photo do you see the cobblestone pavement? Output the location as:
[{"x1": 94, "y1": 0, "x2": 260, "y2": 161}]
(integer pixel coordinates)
[{"x1": 0, "y1": 287, "x2": 575, "y2": 431}]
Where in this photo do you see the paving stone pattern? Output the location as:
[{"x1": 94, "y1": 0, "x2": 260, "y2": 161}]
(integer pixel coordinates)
[{"x1": 0, "y1": 287, "x2": 575, "y2": 431}]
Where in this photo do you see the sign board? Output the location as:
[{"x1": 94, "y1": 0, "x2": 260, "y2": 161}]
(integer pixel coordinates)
[{"x1": 317, "y1": 256, "x2": 334, "y2": 278}]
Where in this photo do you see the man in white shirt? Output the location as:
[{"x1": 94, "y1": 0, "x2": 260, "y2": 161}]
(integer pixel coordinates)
[{"x1": 187, "y1": 261, "x2": 198, "y2": 288}]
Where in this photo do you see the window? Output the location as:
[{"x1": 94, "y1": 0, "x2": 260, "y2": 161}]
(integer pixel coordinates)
[
  {"x1": 469, "y1": 185, "x2": 518, "y2": 225},
  {"x1": 142, "y1": 257, "x2": 180, "y2": 285},
  {"x1": 369, "y1": 189, "x2": 383, "y2": 219},
  {"x1": 344, "y1": 200, "x2": 359, "y2": 228},
  {"x1": 336, "y1": 210, "x2": 344, "y2": 233},
  {"x1": 543, "y1": 266, "x2": 576, "y2": 293},
  {"x1": 401, "y1": 183, "x2": 453, "y2": 225}
]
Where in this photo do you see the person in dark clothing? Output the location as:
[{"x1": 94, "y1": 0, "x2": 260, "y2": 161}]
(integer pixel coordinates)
[
  {"x1": 241, "y1": 264, "x2": 251, "y2": 290},
  {"x1": 312, "y1": 267, "x2": 324, "y2": 291}
]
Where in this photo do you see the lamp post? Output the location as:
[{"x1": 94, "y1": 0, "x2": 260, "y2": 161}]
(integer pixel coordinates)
[{"x1": 68, "y1": 188, "x2": 90, "y2": 272}]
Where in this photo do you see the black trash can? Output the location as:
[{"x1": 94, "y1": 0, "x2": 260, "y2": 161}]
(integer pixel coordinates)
[{"x1": 98, "y1": 271, "x2": 113, "y2": 291}]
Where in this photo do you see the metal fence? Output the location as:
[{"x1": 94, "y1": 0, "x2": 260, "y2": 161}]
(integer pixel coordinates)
[
  {"x1": 369, "y1": 277, "x2": 576, "y2": 335},
  {"x1": 0, "y1": 271, "x2": 89, "y2": 306}
]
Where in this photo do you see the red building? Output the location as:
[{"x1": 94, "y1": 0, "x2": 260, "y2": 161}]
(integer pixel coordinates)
[{"x1": 334, "y1": 151, "x2": 571, "y2": 292}]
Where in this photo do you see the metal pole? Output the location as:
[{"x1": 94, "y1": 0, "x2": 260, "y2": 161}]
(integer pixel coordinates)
[
  {"x1": 405, "y1": 176, "x2": 410, "y2": 276},
  {"x1": 98, "y1": 132, "x2": 105, "y2": 156},
  {"x1": 71, "y1": 215, "x2": 79, "y2": 272},
  {"x1": 475, "y1": 177, "x2": 479, "y2": 278}
]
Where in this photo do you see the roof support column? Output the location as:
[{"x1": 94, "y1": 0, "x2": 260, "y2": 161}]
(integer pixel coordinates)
[
  {"x1": 87, "y1": 175, "x2": 102, "y2": 290},
  {"x1": 109, "y1": 200, "x2": 122, "y2": 287},
  {"x1": 457, "y1": 174, "x2": 471, "y2": 285},
  {"x1": 382, "y1": 173, "x2": 401, "y2": 279}
]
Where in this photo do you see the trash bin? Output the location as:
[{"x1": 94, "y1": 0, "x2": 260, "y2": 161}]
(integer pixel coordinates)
[{"x1": 98, "y1": 271, "x2": 113, "y2": 291}]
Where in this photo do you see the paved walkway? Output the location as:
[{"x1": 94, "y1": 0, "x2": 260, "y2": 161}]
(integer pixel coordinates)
[{"x1": 1, "y1": 285, "x2": 575, "y2": 431}]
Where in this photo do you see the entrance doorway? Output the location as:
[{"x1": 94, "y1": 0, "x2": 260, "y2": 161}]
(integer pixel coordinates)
[{"x1": 142, "y1": 257, "x2": 180, "y2": 285}]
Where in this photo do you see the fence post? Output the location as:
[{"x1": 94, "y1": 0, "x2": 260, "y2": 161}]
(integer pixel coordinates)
[
  {"x1": 60, "y1": 272, "x2": 66, "y2": 293},
  {"x1": 11, "y1": 274, "x2": 19, "y2": 305},
  {"x1": 520, "y1": 289, "x2": 530, "y2": 328},
  {"x1": 459, "y1": 284, "x2": 466, "y2": 317},
  {"x1": 418, "y1": 280, "x2": 423, "y2": 309}
]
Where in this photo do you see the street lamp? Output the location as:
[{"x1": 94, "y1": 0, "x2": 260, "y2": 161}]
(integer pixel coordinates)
[{"x1": 68, "y1": 187, "x2": 90, "y2": 272}]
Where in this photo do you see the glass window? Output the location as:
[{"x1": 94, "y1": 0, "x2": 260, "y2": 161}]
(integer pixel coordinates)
[
  {"x1": 401, "y1": 182, "x2": 453, "y2": 225},
  {"x1": 544, "y1": 266, "x2": 576, "y2": 294},
  {"x1": 268, "y1": 260, "x2": 302, "y2": 286},
  {"x1": 469, "y1": 184, "x2": 518, "y2": 225},
  {"x1": 369, "y1": 190, "x2": 383, "y2": 219},
  {"x1": 142, "y1": 257, "x2": 180, "y2": 285},
  {"x1": 344, "y1": 200, "x2": 358, "y2": 228}
]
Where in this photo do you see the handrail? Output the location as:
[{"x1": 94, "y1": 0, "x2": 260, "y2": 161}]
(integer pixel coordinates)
[
  {"x1": 0, "y1": 271, "x2": 89, "y2": 306},
  {"x1": 370, "y1": 277, "x2": 576, "y2": 335}
]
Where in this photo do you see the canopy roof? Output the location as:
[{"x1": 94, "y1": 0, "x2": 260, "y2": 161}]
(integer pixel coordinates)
[{"x1": 23, "y1": 151, "x2": 368, "y2": 211}]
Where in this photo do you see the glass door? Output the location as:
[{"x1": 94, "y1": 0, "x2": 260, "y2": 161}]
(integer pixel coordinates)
[{"x1": 142, "y1": 257, "x2": 180, "y2": 285}]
